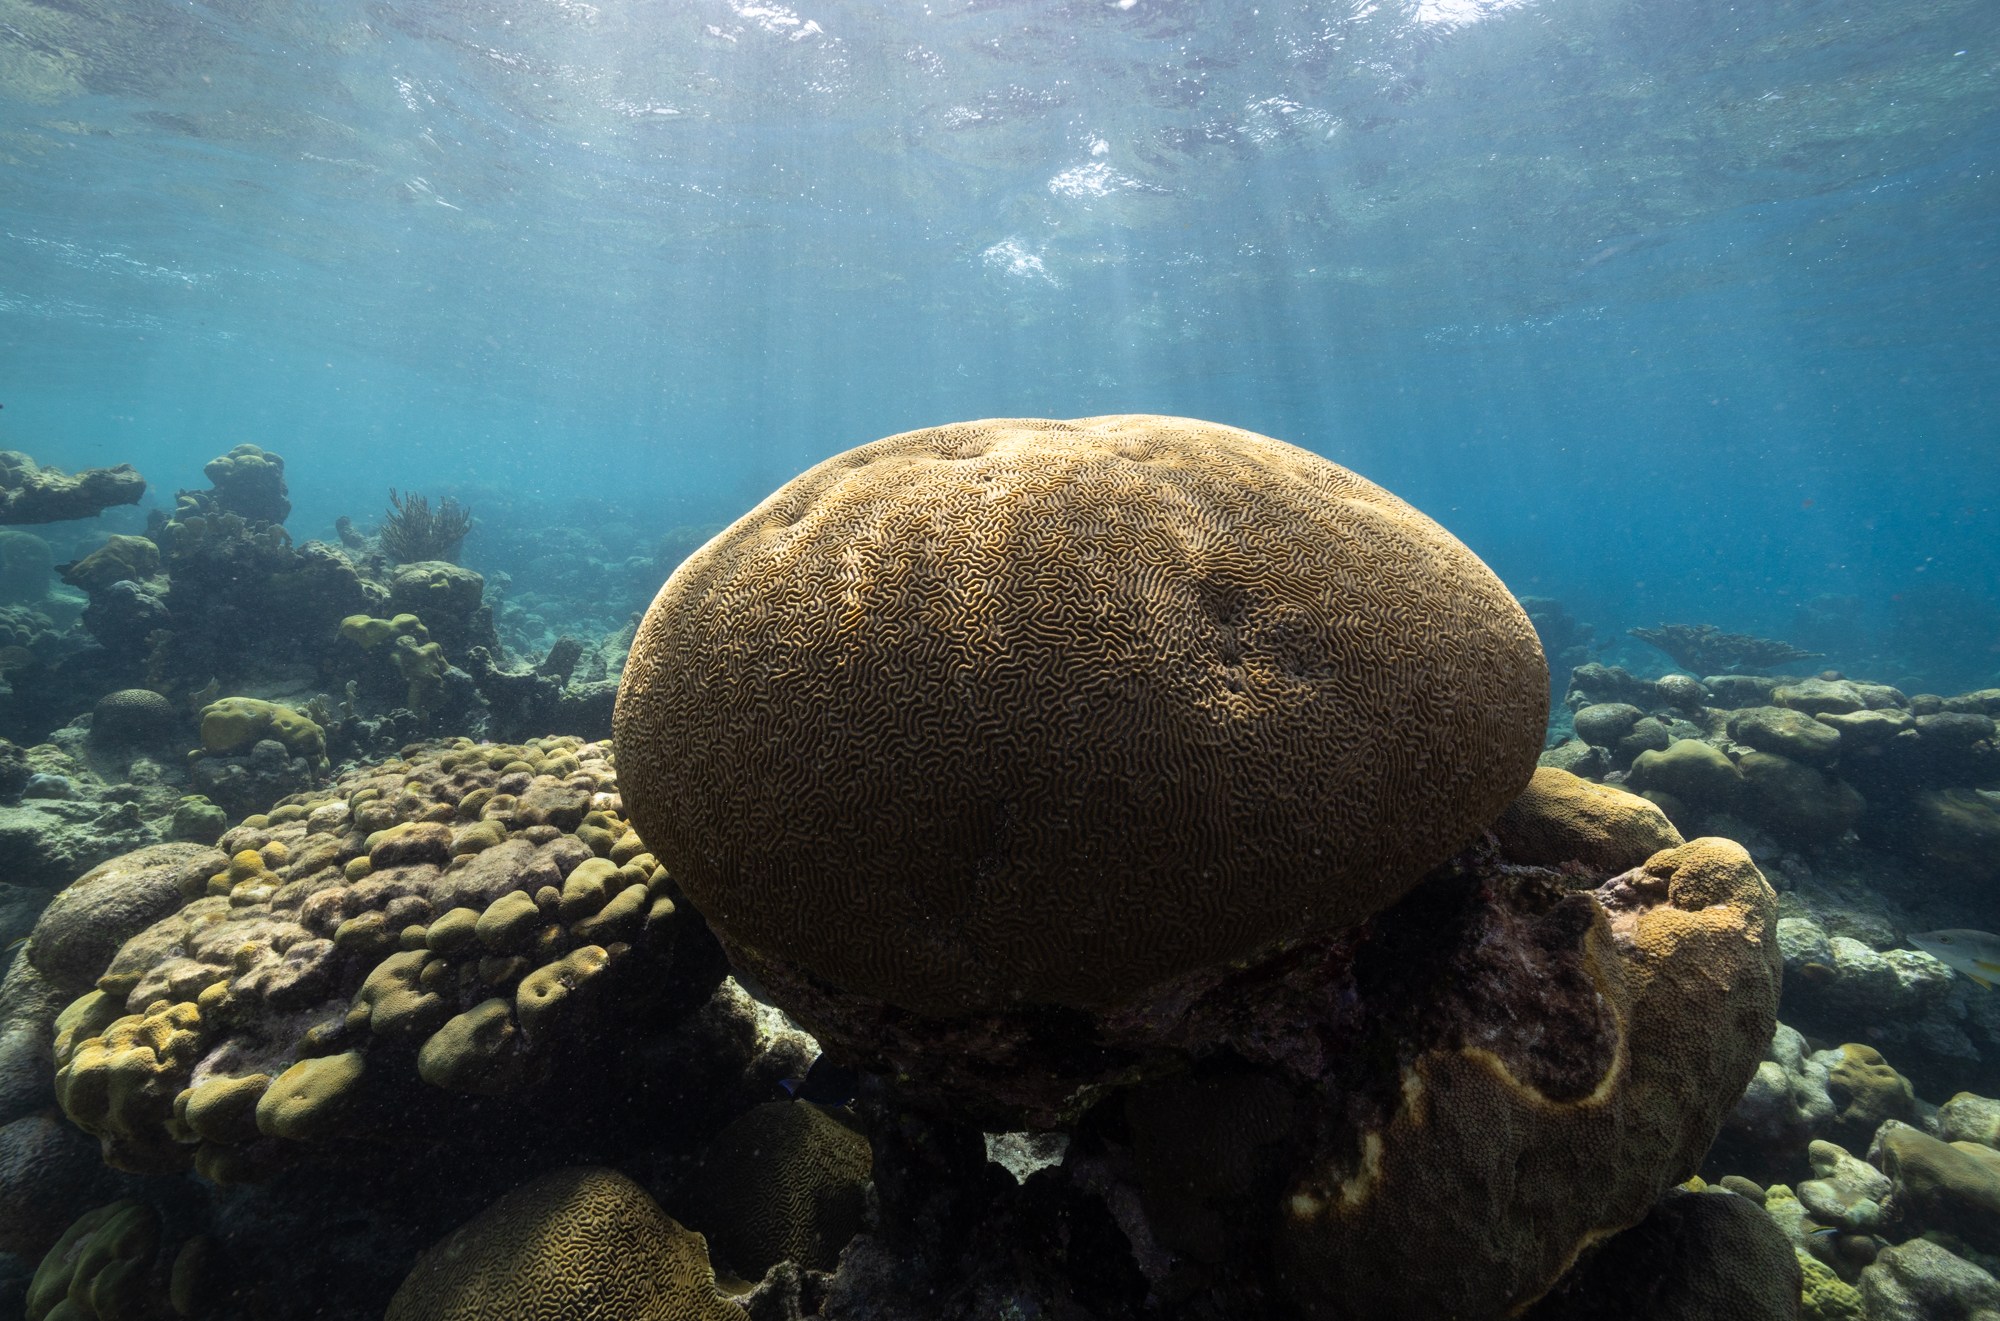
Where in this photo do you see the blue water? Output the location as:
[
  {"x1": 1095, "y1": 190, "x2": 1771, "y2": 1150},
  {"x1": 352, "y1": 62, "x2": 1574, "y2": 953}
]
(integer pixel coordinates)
[{"x1": 2, "y1": 0, "x2": 1996, "y2": 684}]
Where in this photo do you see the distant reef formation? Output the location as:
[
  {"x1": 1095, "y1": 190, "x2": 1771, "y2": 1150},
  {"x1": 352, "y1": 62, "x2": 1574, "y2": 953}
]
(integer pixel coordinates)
[
  {"x1": 1632, "y1": 622, "x2": 1825, "y2": 675},
  {"x1": 0, "y1": 451, "x2": 144, "y2": 525},
  {"x1": 1, "y1": 445, "x2": 614, "y2": 767},
  {"x1": 1549, "y1": 663, "x2": 2000, "y2": 919}
]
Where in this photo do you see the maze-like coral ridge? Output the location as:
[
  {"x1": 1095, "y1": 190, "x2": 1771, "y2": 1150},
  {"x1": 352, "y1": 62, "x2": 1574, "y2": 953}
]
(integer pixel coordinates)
[{"x1": 616, "y1": 414, "x2": 1549, "y2": 1015}]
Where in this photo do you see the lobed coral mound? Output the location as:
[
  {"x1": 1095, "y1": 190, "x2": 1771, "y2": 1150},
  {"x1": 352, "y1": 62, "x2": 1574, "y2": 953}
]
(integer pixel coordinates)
[{"x1": 49, "y1": 736, "x2": 725, "y2": 1177}]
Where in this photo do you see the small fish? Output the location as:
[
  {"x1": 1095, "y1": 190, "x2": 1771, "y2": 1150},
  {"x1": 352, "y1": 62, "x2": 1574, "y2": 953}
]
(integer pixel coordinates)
[
  {"x1": 778, "y1": 1055, "x2": 860, "y2": 1107},
  {"x1": 3, "y1": 935, "x2": 26, "y2": 954},
  {"x1": 1809, "y1": 1227, "x2": 1842, "y2": 1240},
  {"x1": 1908, "y1": 930, "x2": 2000, "y2": 989}
]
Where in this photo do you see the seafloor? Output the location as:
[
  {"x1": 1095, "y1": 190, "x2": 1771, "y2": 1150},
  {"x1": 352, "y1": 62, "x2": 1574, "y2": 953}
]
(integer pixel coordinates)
[{"x1": 0, "y1": 443, "x2": 1996, "y2": 1321}]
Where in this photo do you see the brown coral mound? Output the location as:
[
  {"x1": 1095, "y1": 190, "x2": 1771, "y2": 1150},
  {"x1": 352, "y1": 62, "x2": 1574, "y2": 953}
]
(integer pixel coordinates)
[
  {"x1": 385, "y1": 1166, "x2": 744, "y2": 1321},
  {"x1": 616, "y1": 415, "x2": 1547, "y2": 1016},
  {"x1": 1270, "y1": 838, "x2": 1781, "y2": 1318}
]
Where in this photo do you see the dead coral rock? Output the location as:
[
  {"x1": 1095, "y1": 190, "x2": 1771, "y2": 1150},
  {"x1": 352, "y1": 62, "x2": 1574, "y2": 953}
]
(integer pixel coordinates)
[
  {"x1": 1272, "y1": 838, "x2": 1780, "y2": 1319},
  {"x1": 0, "y1": 956, "x2": 63, "y2": 1126},
  {"x1": 1728, "y1": 705, "x2": 1843, "y2": 765},
  {"x1": 0, "y1": 1113, "x2": 125, "y2": 1257},
  {"x1": 1737, "y1": 751, "x2": 1864, "y2": 847},
  {"x1": 0, "y1": 793, "x2": 161, "y2": 891},
  {"x1": 1625, "y1": 738, "x2": 1742, "y2": 808},
  {"x1": 194, "y1": 444, "x2": 289, "y2": 525},
  {"x1": 1875, "y1": 1125, "x2": 2000, "y2": 1254},
  {"x1": 1901, "y1": 788, "x2": 2000, "y2": 889}
]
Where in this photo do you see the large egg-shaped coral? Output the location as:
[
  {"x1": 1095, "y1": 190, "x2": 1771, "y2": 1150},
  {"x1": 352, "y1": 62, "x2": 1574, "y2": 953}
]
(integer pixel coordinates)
[{"x1": 615, "y1": 415, "x2": 1547, "y2": 1020}]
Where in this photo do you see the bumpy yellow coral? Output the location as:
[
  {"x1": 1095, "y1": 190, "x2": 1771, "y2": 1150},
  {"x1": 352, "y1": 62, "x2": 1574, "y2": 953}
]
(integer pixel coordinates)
[
  {"x1": 1799, "y1": 1252, "x2": 1865, "y2": 1321},
  {"x1": 41, "y1": 736, "x2": 722, "y2": 1179},
  {"x1": 53, "y1": 998, "x2": 210, "y2": 1173},
  {"x1": 1493, "y1": 767, "x2": 1685, "y2": 872},
  {"x1": 195, "y1": 697, "x2": 326, "y2": 763},
  {"x1": 254, "y1": 1051, "x2": 365, "y2": 1141},
  {"x1": 26, "y1": 1200, "x2": 161, "y2": 1321},
  {"x1": 392, "y1": 634, "x2": 448, "y2": 712},
  {"x1": 339, "y1": 611, "x2": 448, "y2": 710},
  {"x1": 338, "y1": 611, "x2": 428, "y2": 650}
]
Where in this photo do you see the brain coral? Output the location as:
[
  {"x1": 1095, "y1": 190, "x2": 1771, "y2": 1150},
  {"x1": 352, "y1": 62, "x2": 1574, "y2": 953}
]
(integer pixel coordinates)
[
  {"x1": 615, "y1": 415, "x2": 1547, "y2": 1017},
  {"x1": 676, "y1": 1100, "x2": 873, "y2": 1278},
  {"x1": 89, "y1": 689, "x2": 179, "y2": 750},
  {"x1": 49, "y1": 737, "x2": 724, "y2": 1175},
  {"x1": 26, "y1": 843, "x2": 222, "y2": 998},
  {"x1": 385, "y1": 1166, "x2": 744, "y2": 1321}
]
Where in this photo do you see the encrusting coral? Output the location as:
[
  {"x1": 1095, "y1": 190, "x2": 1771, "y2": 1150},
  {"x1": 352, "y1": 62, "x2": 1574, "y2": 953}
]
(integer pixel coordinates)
[
  {"x1": 615, "y1": 414, "x2": 1549, "y2": 1033},
  {"x1": 48, "y1": 736, "x2": 725, "y2": 1176}
]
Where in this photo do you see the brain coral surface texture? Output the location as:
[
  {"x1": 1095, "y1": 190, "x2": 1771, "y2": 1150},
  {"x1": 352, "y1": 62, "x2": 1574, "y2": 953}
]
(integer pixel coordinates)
[
  {"x1": 385, "y1": 1166, "x2": 743, "y2": 1321},
  {"x1": 616, "y1": 415, "x2": 1548, "y2": 1015}
]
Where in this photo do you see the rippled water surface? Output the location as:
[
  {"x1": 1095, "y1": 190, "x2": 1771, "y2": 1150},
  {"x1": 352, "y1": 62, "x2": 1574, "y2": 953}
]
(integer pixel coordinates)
[{"x1": 0, "y1": 0, "x2": 1995, "y2": 664}]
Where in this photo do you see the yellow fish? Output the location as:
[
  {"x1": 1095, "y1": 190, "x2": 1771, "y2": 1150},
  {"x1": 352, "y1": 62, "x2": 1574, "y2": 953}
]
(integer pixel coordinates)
[{"x1": 1909, "y1": 930, "x2": 2000, "y2": 990}]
